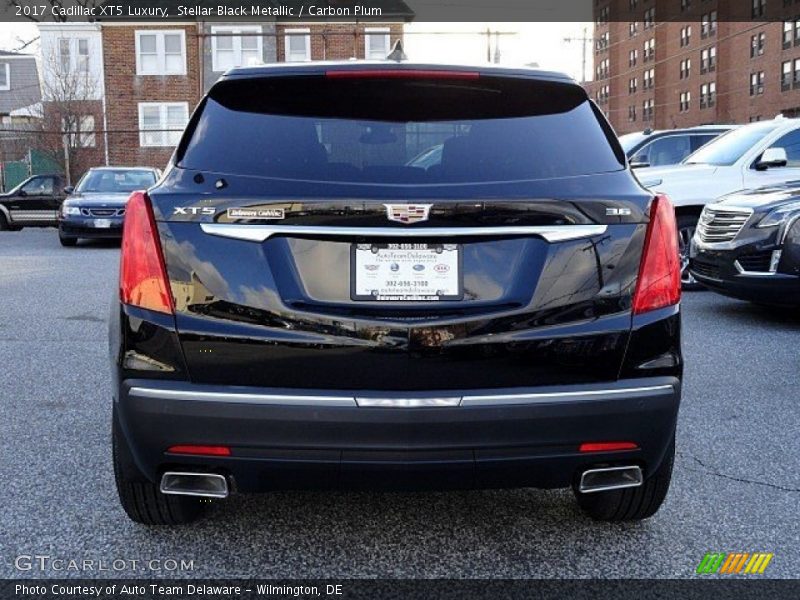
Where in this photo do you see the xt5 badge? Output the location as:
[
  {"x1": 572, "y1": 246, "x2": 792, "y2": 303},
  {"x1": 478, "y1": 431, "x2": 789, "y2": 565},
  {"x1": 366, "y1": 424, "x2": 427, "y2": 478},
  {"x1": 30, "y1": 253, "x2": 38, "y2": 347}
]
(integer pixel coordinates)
[{"x1": 173, "y1": 207, "x2": 216, "y2": 216}]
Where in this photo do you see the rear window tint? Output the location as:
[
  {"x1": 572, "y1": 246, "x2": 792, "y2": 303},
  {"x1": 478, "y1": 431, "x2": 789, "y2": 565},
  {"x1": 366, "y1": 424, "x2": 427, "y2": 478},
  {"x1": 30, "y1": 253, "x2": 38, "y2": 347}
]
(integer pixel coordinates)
[{"x1": 179, "y1": 74, "x2": 624, "y2": 184}]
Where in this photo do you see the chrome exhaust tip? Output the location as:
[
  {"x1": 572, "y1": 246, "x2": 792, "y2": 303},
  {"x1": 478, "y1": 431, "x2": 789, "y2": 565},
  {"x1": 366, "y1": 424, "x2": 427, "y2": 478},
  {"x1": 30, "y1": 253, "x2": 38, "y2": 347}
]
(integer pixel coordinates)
[
  {"x1": 160, "y1": 471, "x2": 229, "y2": 498},
  {"x1": 578, "y1": 465, "x2": 643, "y2": 494}
]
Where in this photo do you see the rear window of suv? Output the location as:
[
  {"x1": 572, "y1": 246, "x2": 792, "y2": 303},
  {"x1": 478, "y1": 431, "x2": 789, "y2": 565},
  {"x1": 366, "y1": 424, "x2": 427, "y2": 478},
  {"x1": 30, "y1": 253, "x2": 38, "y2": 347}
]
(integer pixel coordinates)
[{"x1": 178, "y1": 73, "x2": 625, "y2": 185}]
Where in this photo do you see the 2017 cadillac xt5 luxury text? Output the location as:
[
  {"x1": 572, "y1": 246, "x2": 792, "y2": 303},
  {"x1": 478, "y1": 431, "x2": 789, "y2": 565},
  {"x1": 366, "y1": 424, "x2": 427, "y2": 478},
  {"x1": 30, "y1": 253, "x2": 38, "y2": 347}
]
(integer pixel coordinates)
[{"x1": 110, "y1": 62, "x2": 683, "y2": 525}]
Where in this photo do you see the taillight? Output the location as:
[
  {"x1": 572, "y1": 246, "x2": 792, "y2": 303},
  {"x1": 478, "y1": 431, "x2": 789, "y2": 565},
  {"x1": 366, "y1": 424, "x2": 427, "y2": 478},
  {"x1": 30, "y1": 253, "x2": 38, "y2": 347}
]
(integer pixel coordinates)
[
  {"x1": 632, "y1": 194, "x2": 681, "y2": 315},
  {"x1": 119, "y1": 191, "x2": 174, "y2": 314}
]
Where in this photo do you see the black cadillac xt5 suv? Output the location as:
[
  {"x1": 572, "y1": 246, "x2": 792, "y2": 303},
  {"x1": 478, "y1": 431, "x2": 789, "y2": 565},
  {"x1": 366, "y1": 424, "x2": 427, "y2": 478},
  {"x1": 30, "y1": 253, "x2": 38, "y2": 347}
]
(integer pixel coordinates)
[{"x1": 110, "y1": 62, "x2": 683, "y2": 525}]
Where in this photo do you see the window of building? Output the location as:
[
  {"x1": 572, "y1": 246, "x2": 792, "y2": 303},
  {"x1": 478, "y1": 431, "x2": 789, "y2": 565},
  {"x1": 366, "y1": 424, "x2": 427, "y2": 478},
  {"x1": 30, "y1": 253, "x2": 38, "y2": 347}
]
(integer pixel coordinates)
[
  {"x1": 365, "y1": 28, "x2": 391, "y2": 59},
  {"x1": 211, "y1": 26, "x2": 262, "y2": 72},
  {"x1": 751, "y1": 32, "x2": 766, "y2": 57},
  {"x1": 629, "y1": 77, "x2": 637, "y2": 94},
  {"x1": 284, "y1": 28, "x2": 311, "y2": 62},
  {"x1": 597, "y1": 5, "x2": 610, "y2": 25},
  {"x1": 680, "y1": 26, "x2": 692, "y2": 47},
  {"x1": 0, "y1": 63, "x2": 8, "y2": 91},
  {"x1": 751, "y1": 0, "x2": 766, "y2": 18},
  {"x1": 795, "y1": 17, "x2": 800, "y2": 45},
  {"x1": 629, "y1": 0, "x2": 638, "y2": 10},
  {"x1": 596, "y1": 58, "x2": 610, "y2": 79},
  {"x1": 701, "y1": 46, "x2": 716, "y2": 73},
  {"x1": 135, "y1": 30, "x2": 186, "y2": 75},
  {"x1": 794, "y1": 58, "x2": 800, "y2": 87},
  {"x1": 629, "y1": 22, "x2": 638, "y2": 37},
  {"x1": 749, "y1": 115, "x2": 762, "y2": 122},
  {"x1": 77, "y1": 39, "x2": 89, "y2": 72},
  {"x1": 138, "y1": 102, "x2": 189, "y2": 147},
  {"x1": 701, "y1": 11, "x2": 718, "y2": 38},
  {"x1": 643, "y1": 68, "x2": 655, "y2": 89},
  {"x1": 681, "y1": 0, "x2": 691, "y2": 11},
  {"x1": 680, "y1": 58, "x2": 691, "y2": 79},
  {"x1": 700, "y1": 82, "x2": 716, "y2": 107},
  {"x1": 643, "y1": 7, "x2": 655, "y2": 28},
  {"x1": 783, "y1": 60, "x2": 793, "y2": 90},
  {"x1": 643, "y1": 98, "x2": 654, "y2": 121},
  {"x1": 58, "y1": 38, "x2": 70, "y2": 72},
  {"x1": 629, "y1": 49, "x2": 638, "y2": 67},
  {"x1": 628, "y1": 105, "x2": 637, "y2": 122},
  {"x1": 644, "y1": 38, "x2": 655, "y2": 60},
  {"x1": 62, "y1": 115, "x2": 95, "y2": 148},
  {"x1": 750, "y1": 71, "x2": 765, "y2": 95},
  {"x1": 784, "y1": 21, "x2": 793, "y2": 49},
  {"x1": 680, "y1": 91, "x2": 691, "y2": 112}
]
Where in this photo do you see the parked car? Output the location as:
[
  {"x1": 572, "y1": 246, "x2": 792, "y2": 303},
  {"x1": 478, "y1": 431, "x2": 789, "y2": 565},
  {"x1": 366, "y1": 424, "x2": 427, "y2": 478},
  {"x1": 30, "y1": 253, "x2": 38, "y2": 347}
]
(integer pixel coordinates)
[
  {"x1": 636, "y1": 116, "x2": 800, "y2": 288},
  {"x1": 110, "y1": 62, "x2": 682, "y2": 525},
  {"x1": 58, "y1": 166, "x2": 160, "y2": 246},
  {"x1": 690, "y1": 183, "x2": 800, "y2": 306},
  {"x1": 619, "y1": 125, "x2": 735, "y2": 169},
  {"x1": 0, "y1": 173, "x2": 66, "y2": 230}
]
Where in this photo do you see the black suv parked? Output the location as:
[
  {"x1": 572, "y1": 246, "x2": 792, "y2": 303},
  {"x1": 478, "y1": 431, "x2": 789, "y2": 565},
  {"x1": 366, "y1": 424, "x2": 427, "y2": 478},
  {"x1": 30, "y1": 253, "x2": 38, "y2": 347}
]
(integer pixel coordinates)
[
  {"x1": 111, "y1": 63, "x2": 683, "y2": 525},
  {"x1": 690, "y1": 183, "x2": 800, "y2": 306},
  {"x1": 0, "y1": 173, "x2": 66, "y2": 230}
]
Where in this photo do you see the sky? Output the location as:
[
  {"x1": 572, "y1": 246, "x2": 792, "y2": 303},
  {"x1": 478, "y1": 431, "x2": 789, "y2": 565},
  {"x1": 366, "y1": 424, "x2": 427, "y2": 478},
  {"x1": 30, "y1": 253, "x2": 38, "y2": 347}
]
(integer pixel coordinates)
[{"x1": 0, "y1": 21, "x2": 592, "y2": 81}]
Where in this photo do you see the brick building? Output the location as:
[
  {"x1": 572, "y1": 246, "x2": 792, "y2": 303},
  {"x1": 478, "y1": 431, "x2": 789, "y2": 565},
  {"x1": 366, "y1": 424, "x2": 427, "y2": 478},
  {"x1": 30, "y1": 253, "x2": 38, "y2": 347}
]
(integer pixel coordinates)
[
  {"x1": 589, "y1": 0, "x2": 800, "y2": 135},
  {"x1": 38, "y1": 13, "x2": 411, "y2": 171}
]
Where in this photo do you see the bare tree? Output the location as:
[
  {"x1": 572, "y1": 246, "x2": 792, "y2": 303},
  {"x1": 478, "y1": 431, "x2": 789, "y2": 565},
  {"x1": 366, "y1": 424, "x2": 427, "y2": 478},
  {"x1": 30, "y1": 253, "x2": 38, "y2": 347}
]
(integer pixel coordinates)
[{"x1": 33, "y1": 41, "x2": 102, "y2": 184}]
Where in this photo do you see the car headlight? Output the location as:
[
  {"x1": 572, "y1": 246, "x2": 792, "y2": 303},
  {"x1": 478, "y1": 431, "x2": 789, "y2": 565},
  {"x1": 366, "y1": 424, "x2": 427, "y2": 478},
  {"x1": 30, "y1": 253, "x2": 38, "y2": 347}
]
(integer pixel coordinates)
[
  {"x1": 62, "y1": 205, "x2": 81, "y2": 217},
  {"x1": 757, "y1": 200, "x2": 800, "y2": 228}
]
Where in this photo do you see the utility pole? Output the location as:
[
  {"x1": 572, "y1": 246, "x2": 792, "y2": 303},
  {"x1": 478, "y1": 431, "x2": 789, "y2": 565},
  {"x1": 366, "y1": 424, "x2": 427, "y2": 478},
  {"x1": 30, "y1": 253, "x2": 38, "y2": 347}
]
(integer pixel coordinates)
[{"x1": 563, "y1": 27, "x2": 595, "y2": 83}]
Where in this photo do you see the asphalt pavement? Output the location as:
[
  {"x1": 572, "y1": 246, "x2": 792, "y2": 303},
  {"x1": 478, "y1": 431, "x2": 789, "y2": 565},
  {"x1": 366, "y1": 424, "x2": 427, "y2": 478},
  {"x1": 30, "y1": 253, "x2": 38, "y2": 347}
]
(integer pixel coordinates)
[{"x1": 1, "y1": 229, "x2": 798, "y2": 579}]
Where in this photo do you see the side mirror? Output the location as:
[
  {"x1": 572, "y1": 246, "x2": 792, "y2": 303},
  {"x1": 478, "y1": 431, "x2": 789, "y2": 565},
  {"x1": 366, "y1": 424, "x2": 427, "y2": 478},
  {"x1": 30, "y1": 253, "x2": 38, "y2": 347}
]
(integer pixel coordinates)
[
  {"x1": 17, "y1": 189, "x2": 27, "y2": 197},
  {"x1": 63, "y1": 186, "x2": 74, "y2": 195},
  {"x1": 756, "y1": 147, "x2": 788, "y2": 170}
]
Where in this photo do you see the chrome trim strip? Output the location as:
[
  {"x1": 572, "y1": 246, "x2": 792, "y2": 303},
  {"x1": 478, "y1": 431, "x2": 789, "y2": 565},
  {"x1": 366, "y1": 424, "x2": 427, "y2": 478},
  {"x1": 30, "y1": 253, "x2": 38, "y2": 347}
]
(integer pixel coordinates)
[
  {"x1": 460, "y1": 384, "x2": 674, "y2": 407},
  {"x1": 200, "y1": 223, "x2": 608, "y2": 243},
  {"x1": 160, "y1": 472, "x2": 229, "y2": 499},
  {"x1": 129, "y1": 386, "x2": 357, "y2": 407},
  {"x1": 734, "y1": 260, "x2": 777, "y2": 277},
  {"x1": 355, "y1": 396, "x2": 462, "y2": 408},
  {"x1": 578, "y1": 466, "x2": 643, "y2": 494},
  {"x1": 131, "y1": 383, "x2": 674, "y2": 408}
]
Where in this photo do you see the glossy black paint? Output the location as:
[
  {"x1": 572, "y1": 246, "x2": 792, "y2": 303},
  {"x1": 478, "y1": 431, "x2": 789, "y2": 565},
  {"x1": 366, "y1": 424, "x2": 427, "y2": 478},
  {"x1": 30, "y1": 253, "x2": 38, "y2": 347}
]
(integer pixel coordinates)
[
  {"x1": 690, "y1": 186, "x2": 800, "y2": 307},
  {"x1": 0, "y1": 174, "x2": 65, "y2": 228},
  {"x1": 112, "y1": 62, "x2": 682, "y2": 492}
]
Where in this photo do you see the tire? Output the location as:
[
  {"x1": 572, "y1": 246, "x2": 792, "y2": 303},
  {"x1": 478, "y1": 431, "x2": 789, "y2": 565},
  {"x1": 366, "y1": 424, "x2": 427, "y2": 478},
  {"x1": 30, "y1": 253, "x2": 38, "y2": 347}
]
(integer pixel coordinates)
[
  {"x1": 58, "y1": 228, "x2": 77, "y2": 247},
  {"x1": 574, "y1": 437, "x2": 674, "y2": 522},
  {"x1": 0, "y1": 213, "x2": 20, "y2": 231},
  {"x1": 677, "y1": 214, "x2": 703, "y2": 291},
  {"x1": 112, "y1": 415, "x2": 204, "y2": 525}
]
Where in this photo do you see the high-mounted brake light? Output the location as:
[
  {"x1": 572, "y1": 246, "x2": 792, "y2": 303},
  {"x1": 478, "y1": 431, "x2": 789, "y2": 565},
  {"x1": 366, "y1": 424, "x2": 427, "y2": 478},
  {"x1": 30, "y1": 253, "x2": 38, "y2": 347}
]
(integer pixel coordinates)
[
  {"x1": 167, "y1": 445, "x2": 232, "y2": 457},
  {"x1": 120, "y1": 191, "x2": 175, "y2": 314},
  {"x1": 632, "y1": 194, "x2": 681, "y2": 315},
  {"x1": 325, "y1": 69, "x2": 480, "y2": 80},
  {"x1": 579, "y1": 442, "x2": 639, "y2": 453}
]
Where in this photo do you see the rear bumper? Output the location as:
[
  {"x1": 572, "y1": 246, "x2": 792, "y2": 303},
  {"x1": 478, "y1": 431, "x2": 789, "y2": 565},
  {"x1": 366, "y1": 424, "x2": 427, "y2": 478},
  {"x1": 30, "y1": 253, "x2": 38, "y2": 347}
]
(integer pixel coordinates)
[{"x1": 115, "y1": 376, "x2": 681, "y2": 492}]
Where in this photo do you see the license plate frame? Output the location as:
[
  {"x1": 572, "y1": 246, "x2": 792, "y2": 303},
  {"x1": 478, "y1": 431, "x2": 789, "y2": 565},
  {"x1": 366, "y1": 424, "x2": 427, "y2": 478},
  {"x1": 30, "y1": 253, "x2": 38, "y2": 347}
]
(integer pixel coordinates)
[{"x1": 350, "y1": 242, "x2": 463, "y2": 302}]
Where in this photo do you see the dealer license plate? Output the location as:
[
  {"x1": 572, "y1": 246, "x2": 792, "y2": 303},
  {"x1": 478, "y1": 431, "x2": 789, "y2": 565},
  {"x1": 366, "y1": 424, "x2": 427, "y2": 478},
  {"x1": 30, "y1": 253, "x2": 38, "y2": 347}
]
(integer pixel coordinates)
[{"x1": 351, "y1": 243, "x2": 462, "y2": 301}]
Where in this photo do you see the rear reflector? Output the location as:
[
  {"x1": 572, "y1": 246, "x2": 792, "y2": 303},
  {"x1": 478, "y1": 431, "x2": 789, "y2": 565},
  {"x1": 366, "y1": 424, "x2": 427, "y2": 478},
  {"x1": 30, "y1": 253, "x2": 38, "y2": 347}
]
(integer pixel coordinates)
[
  {"x1": 632, "y1": 194, "x2": 681, "y2": 315},
  {"x1": 325, "y1": 69, "x2": 480, "y2": 80},
  {"x1": 120, "y1": 191, "x2": 174, "y2": 315},
  {"x1": 167, "y1": 445, "x2": 232, "y2": 457},
  {"x1": 579, "y1": 442, "x2": 639, "y2": 453}
]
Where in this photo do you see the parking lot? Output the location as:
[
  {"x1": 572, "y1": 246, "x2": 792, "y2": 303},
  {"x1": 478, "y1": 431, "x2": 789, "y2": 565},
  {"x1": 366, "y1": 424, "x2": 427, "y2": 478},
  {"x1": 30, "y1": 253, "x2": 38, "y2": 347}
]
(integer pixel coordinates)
[{"x1": 1, "y1": 228, "x2": 798, "y2": 579}]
